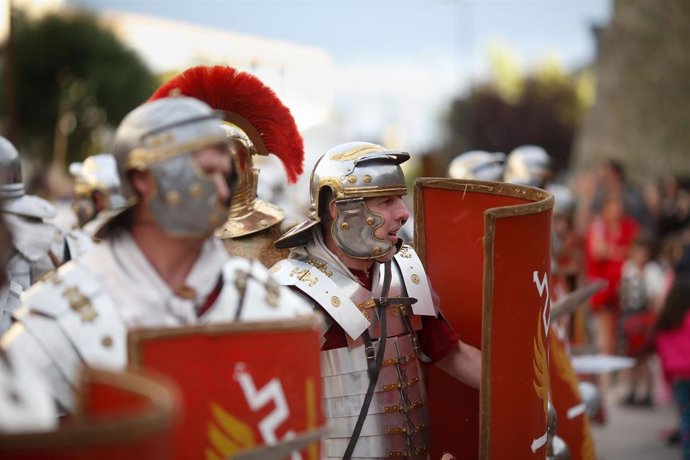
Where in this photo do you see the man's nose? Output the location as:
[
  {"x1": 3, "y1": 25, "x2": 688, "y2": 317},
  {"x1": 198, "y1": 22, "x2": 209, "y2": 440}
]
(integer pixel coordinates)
[
  {"x1": 394, "y1": 198, "x2": 410, "y2": 224},
  {"x1": 214, "y1": 173, "x2": 231, "y2": 207}
]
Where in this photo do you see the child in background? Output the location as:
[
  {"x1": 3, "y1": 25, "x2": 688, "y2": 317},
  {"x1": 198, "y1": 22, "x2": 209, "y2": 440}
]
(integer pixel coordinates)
[
  {"x1": 655, "y1": 277, "x2": 690, "y2": 459},
  {"x1": 619, "y1": 235, "x2": 666, "y2": 406}
]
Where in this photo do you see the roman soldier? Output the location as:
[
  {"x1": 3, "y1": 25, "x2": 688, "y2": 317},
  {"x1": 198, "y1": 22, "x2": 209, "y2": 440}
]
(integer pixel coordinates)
[
  {"x1": 149, "y1": 65, "x2": 304, "y2": 268},
  {"x1": 271, "y1": 141, "x2": 481, "y2": 458},
  {"x1": 64, "y1": 153, "x2": 128, "y2": 259},
  {"x1": 0, "y1": 96, "x2": 313, "y2": 413},
  {"x1": 0, "y1": 136, "x2": 64, "y2": 291}
]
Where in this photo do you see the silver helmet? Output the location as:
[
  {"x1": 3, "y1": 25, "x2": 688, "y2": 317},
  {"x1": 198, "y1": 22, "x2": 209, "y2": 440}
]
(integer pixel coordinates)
[
  {"x1": 105, "y1": 96, "x2": 229, "y2": 238},
  {"x1": 275, "y1": 141, "x2": 409, "y2": 259},
  {"x1": 503, "y1": 145, "x2": 552, "y2": 188},
  {"x1": 149, "y1": 66, "x2": 305, "y2": 240},
  {"x1": 219, "y1": 123, "x2": 285, "y2": 237},
  {"x1": 0, "y1": 136, "x2": 56, "y2": 219},
  {"x1": 69, "y1": 153, "x2": 127, "y2": 227},
  {"x1": 447, "y1": 150, "x2": 505, "y2": 181}
]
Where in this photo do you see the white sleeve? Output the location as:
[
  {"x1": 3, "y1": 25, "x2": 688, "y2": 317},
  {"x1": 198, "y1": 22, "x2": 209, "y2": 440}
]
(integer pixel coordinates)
[{"x1": 644, "y1": 262, "x2": 666, "y2": 300}]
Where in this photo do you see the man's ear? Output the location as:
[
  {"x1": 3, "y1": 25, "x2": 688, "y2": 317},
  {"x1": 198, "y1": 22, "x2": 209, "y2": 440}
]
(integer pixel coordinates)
[
  {"x1": 129, "y1": 169, "x2": 153, "y2": 200},
  {"x1": 328, "y1": 199, "x2": 337, "y2": 219}
]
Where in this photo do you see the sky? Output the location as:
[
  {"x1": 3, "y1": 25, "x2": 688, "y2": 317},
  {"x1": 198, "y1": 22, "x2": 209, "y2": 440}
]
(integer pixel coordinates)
[
  {"x1": 71, "y1": 0, "x2": 611, "y2": 74},
  {"x1": 66, "y1": 0, "x2": 613, "y2": 153}
]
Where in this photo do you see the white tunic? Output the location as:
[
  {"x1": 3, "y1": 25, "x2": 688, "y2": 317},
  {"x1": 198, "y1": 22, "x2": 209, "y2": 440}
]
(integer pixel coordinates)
[{"x1": 0, "y1": 230, "x2": 314, "y2": 411}]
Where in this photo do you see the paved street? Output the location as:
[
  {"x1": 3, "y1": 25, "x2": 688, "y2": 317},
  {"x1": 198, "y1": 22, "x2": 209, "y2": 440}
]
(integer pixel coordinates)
[{"x1": 590, "y1": 358, "x2": 681, "y2": 460}]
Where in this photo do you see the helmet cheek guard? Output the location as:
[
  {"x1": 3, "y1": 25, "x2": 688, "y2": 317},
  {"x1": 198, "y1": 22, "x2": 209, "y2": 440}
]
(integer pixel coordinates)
[
  {"x1": 331, "y1": 198, "x2": 391, "y2": 259},
  {"x1": 145, "y1": 153, "x2": 229, "y2": 238}
]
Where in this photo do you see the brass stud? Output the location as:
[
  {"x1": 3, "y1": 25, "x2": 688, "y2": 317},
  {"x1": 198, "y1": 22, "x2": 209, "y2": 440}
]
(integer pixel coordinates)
[
  {"x1": 166, "y1": 190, "x2": 181, "y2": 207},
  {"x1": 373, "y1": 246, "x2": 382, "y2": 255},
  {"x1": 341, "y1": 222, "x2": 350, "y2": 231},
  {"x1": 363, "y1": 175, "x2": 372, "y2": 183},
  {"x1": 188, "y1": 182, "x2": 202, "y2": 198},
  {"x1": 331, "y1": 296, "x2": 341, "y2": 307},
  {"x1": 347, "y1": 175, "x2": 357, "y2": 183},
  {"x1": 102, "y1": 336, "x2": 113, "y2": 348},
  {"x1": 411, "y1": 274, "x2": 421, "y2": 284},
  {"x1": 366, "y1": 217, "x2": 375, "y2": 226}
]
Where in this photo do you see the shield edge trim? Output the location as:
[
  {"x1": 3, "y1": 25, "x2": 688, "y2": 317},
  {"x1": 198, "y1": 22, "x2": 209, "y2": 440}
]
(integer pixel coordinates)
[{"x1": 0, "y1": 368, "x2": 178, "y2": 450}]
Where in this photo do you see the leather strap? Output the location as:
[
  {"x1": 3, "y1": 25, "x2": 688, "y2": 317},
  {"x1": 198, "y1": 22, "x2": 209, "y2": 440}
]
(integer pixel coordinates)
[{"x1": 343, "y1": 261, "x2": 392, "y2": 459}]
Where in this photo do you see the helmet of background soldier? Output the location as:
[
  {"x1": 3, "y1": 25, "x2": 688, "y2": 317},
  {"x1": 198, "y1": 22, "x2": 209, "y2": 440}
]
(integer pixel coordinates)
[
  {"x1": 447, "y1": 150, "x2": 505, "y2": 181},
  {"x1": 275, "y1": 141, "x2": 409, "y2": 260},
  {"x1": 503, "y1": 145, "x2": 552, "y2": 188},
  {"x1": 546, "y1": 183, "x2": 576, "y2": 217},
  {"x1": 69, "y1": 153, "x2": 127, "y2": 228},
  {"x1": 0, "y1": 136, "x2": 56, "y2": 220},
  {"x1": 98, "y1": 96, "x2": 230, "y2": 238},
  {"x1": 149, "y1": 66, "x2": 304, "y2": 239}
]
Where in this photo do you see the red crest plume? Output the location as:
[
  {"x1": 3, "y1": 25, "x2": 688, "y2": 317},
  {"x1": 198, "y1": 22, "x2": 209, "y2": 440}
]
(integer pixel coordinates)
[{"x1": 149, "y1": 66, "x2": 304, "y2": 183}]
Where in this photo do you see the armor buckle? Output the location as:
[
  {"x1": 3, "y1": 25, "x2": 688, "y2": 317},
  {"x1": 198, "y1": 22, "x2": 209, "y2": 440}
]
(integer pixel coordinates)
[{"x1": 365, "y1": 345, "x2": 375, "y2": 360}]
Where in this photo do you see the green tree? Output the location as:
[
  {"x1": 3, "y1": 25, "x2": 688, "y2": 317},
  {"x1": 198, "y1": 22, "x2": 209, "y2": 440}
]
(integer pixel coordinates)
[{"x1": 1, "y1": 9, "x2": 157, "y2": 167}]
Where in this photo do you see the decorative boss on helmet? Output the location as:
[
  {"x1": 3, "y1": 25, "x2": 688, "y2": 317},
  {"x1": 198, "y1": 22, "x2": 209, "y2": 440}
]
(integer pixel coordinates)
[
  {"x1": 108, "y1": 96, "x2": 229, "y2": 238},
  {"x1": 149, "y1": 65, "x2": 304, "y2": 238},
  {"x1": 0, "y1": 136, "x2": 56, "y2": 220},
  {"x1": 275, "y1": 141, "x2": 409, "y2": 259}
]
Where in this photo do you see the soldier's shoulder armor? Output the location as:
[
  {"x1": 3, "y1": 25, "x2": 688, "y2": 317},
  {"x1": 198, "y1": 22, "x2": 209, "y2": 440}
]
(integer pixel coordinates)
[
  {"x1": 3, "y1": 213, "x2": 60, "y2": 262},
  {"x1": 5, "y1": 259, "x2": 128, "y2": 410},
  {"x1": 206, "y1": 256, "x2": 314, "y2": 323},
  {"x1": 0, "y1": 347, "x2": 58, "y2": 433},
  {"x1": 269, "y1": 258, "x2": 369, "y2": 340},
  {"x1": 393, "y1": 245, "x2": 436, "y2": 316},
  {"x1": 0, "y1": 279, "x2": 21, "y2": 334},
  {"x1": 64, "y1": 229, "x2": 95, "y2": 260}
]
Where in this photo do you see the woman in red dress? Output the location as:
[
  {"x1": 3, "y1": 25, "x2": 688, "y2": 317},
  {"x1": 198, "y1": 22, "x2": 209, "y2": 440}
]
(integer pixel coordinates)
[{"x1": 584, "y1": 193, "x2": 639, "y2": 356}]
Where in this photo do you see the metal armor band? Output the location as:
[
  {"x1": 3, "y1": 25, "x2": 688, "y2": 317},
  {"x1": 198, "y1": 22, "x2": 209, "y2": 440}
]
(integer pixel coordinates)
[
  {"x1": 327, "y1": 408, "x2": 429, "y2": 438},
  {"x1": 323, "y1": 430, "x2": 430, "y2": 458},
  {"x1": 322, "y1": 359, "x2": 423, "y2": 399},
  {"x1": 323, "y1": 376, "x2": 425, "y2": 418},
  {"x1": 0, "y1": 183, "x2": 23, "y2": 198},
  {"x1": 321, "y1": 335, "x2": 417, "y2": 377}
]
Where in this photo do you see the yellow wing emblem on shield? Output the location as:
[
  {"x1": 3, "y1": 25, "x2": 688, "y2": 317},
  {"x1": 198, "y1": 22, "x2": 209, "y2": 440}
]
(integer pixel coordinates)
[
  {"x1": 205, "y1": 403, "x2": 256, "y2": 460},
  {"x1": 533, "y1": 315, "x2": 549, "y2": 412}
]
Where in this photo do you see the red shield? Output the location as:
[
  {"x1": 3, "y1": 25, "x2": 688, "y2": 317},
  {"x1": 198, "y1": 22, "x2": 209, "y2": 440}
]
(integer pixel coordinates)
[
  {"x1": 127, "y1": 316, "x2": 325, "y2": 460},
  {"x1": 414, "y1": 178, "x2": 553, "y2": 459},
  {"x1": 0, "y1": 369, "x2": 178, "y2": 460}
]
